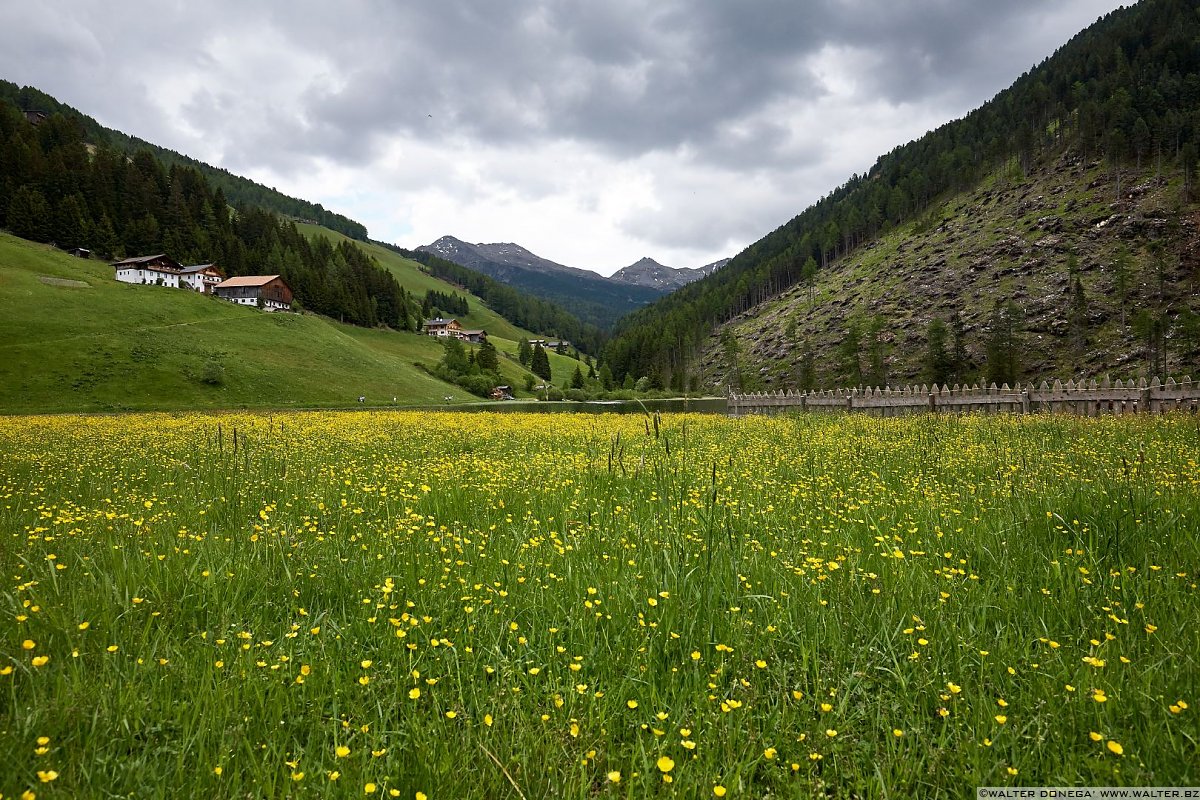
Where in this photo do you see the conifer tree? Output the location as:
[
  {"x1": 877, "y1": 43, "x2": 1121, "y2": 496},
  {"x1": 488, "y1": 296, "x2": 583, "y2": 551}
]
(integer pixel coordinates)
[
  {"x1": 949, "y1": 311, "x2": 969, "y2": 383},
  {"x1": 720, "y1": 329, "x2": 742, "y2": 391},
  {"x1": 6, "y1": 185, "x2": 51, "y2": 242},
  {"x1": 801, "y1": 256, "x2": 818, "y2": 302},
  {"x1": 796, "y1": 341, "x2": 817, "y2": 391},
  {"x1": 531, "y1": 345, "x2": 552, "y2": 382},
  {"x1": 984, "y1": 302, "x2": 1021, "y2": 386},
  {"x1": 476, "y1": 338, "x2": 499, "y2": 372},
  {"x1": 53, "y1": 193, "x2": 88, "y2": 248},
  {"x1": 923, "y1": 319, "x2": 953, "y2": 386},
  {"x1": 1112, "y1": 245, "x2": 1133, "y2": 328},
  {"x1": 599, "y1": 364, "x2": 614, "y2": 391},
  {"x1": 1067, "y1": 276, "x2": 1089, "y2": 352},
  {"x1": 837, "y1": 322, "x2": 863, "y2": 386}
]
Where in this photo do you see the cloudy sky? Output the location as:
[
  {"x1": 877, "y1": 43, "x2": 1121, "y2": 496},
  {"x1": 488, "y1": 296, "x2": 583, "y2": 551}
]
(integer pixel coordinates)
[{"x1": 2, "y1": 1, "x2": 1125, "y2": 275}]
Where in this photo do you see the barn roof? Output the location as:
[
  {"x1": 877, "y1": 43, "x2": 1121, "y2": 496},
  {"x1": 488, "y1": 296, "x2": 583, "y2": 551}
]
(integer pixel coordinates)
[{"x1": 214, "y1": 274, "x2": 282, "y2": 288}]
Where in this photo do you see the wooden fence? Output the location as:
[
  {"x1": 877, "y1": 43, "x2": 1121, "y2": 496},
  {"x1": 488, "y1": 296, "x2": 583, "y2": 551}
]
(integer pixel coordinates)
[{"x1": 728, "y1": 377, "x2": 1200, "y2": 417}]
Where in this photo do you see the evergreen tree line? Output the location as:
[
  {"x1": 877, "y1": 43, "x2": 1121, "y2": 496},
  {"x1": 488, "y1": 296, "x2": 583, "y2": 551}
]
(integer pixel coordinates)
[
  {"x1": 0, "y1": 104, "x2": 421, "y2": 330},
  {"x1": 396, "y1": 246, "x2": 605, "y2": 355},
  {"x1": 423, "y1": 289, "x2": 469, "y2": 318},
  {"x1": 605, "y1": 0, "x2": 1200, "y2": 387},
  {"x1": 0, "y1": 81, "x2": 369, "y2": 240}
]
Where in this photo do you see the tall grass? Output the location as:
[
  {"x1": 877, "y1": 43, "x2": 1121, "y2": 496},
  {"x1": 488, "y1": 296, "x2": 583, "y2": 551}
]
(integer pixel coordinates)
[{"x1": 0, "y1": 411, "x2": 1196, "y2": 798}]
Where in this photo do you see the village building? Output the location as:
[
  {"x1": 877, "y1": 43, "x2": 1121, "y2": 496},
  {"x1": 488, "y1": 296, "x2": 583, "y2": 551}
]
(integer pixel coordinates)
[
  {"x1": 213, "y1": 274, "x2": 293, "y2": 311},
  {"x1": 423, "y1": 318, "x2": 488, "y2": 342},
  {"x1": 112, "y1": 254, "x2": 185, "y2": 288},
  {"x1": 424, "y1": 318, "x2": 462, "y2": 337},
  {"x1": 527, "y1": 338, "x2": 570, "y2": 350},
  {"x1": 460, "y1": 329, "x2": 487, "y2": 343},
  {"x1": 179, "y1": 264, "x2": 224, "y2": 293}
]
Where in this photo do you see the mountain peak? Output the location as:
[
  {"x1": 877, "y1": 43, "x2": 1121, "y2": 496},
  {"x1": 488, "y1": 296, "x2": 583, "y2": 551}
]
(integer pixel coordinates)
[
  {"x1": 610, "y1": 256, "x2": 728, "y2": 290},
  {"x1": 416, "y1": 236, "x2": 668, "y2": 329},
  {"x1": 629, "y1": 256, "x2": 667, "y2": 269}
]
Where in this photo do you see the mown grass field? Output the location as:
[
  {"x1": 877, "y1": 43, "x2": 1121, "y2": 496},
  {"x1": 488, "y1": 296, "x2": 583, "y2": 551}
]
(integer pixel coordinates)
[{"x1": 0, "y1": 411, "x2": 1196, "y2": 798}]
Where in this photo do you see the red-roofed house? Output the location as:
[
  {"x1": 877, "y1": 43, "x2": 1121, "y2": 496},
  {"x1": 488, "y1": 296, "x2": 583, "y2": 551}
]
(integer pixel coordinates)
[{"x1": 213, "y1": 275, "x2": 293, "y2": 311}]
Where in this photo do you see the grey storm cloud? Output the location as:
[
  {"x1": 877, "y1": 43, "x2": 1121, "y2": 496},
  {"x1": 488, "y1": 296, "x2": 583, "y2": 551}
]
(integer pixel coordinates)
[
  {"x1": 288, "y1": 0, "x2": 820, "y2": 159},
  {"x1": 0, "y1": 0, "x2": 1125, "y2": 267},
  {"x1": 217, "y1": 0, "x2": 1111, "y2": 172},
  {"x1": 3, "y1": 0, "x2": 1115, "y2": 167}
]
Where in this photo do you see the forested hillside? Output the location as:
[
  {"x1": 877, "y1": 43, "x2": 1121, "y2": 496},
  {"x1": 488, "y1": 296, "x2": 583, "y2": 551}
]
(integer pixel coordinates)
[
  {"x1": 705, "y1": 149, "x2": 1199, "y2": 391},
  {"x1": 417, "y1": 236, "x2": 664, "y2": 331},
  {"x1": 604, "y1": 0, "x2": 1200, "y2": 389},
  {"x1": 0, "y1": 81, "x2": 368, "y2": 240},
  {"x1": 0, "y1": 82, "x2": 607, "y2": 358},
  {"x1": 0, "y1": 101, "x2": 422, "y2": 329}
]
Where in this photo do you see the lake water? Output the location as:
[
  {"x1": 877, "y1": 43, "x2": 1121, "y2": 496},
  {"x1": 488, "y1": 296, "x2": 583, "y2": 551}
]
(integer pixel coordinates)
[{"x1": 446, "y1": 397, "x2": 729, "y2": 414}]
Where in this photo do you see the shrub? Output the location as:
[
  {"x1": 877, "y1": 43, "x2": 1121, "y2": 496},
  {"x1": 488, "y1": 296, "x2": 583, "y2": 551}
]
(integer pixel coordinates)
[{"x1": 199, "y1": 359, "x2": 225, "y2": 386}]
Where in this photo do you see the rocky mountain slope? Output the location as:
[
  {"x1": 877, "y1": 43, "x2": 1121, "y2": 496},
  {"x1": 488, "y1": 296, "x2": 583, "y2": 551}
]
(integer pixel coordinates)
[
  {"x1": 422, "y1": 236, "x2": 592, "y2": 280},
  {"x1": 701, "y1": 151, "x2": 1199, "y2": 391}
]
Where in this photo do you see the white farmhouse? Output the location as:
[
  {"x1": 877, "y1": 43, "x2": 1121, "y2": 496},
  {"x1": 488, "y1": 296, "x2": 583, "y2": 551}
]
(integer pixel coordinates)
[
  {"x1": 112, "y1": 254, "x2": 184, "y2": 287},
  {"x1": 423, "y1": 317, "x2": 463, "y2": 337},
  {"x1": 179, "y1": 264, "x2": 225, "y2": 293}
]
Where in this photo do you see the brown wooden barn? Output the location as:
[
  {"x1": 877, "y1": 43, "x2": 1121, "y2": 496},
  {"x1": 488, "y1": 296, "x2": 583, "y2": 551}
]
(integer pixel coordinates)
[{"x1": 212, "y1": 275, "x2": 293, "y2": 311}]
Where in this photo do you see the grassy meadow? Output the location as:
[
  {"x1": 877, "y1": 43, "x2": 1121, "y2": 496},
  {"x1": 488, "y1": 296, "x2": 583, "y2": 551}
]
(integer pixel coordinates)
[
  {"x1": 0, "y1": 233, "x2": 593, "y2": 414},
  {"x1": 0, "y1": 411, "x2": 1197, "y2": 798}
]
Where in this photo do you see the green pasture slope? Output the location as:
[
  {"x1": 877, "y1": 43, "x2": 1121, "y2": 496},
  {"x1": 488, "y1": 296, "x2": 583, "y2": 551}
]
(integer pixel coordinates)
[
  {"x1": 0, "y1": 233, "x2": 600, "y2": 414},
  {"x1": 0, "y1": 234, "x2": 517, "y2": 413}
]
